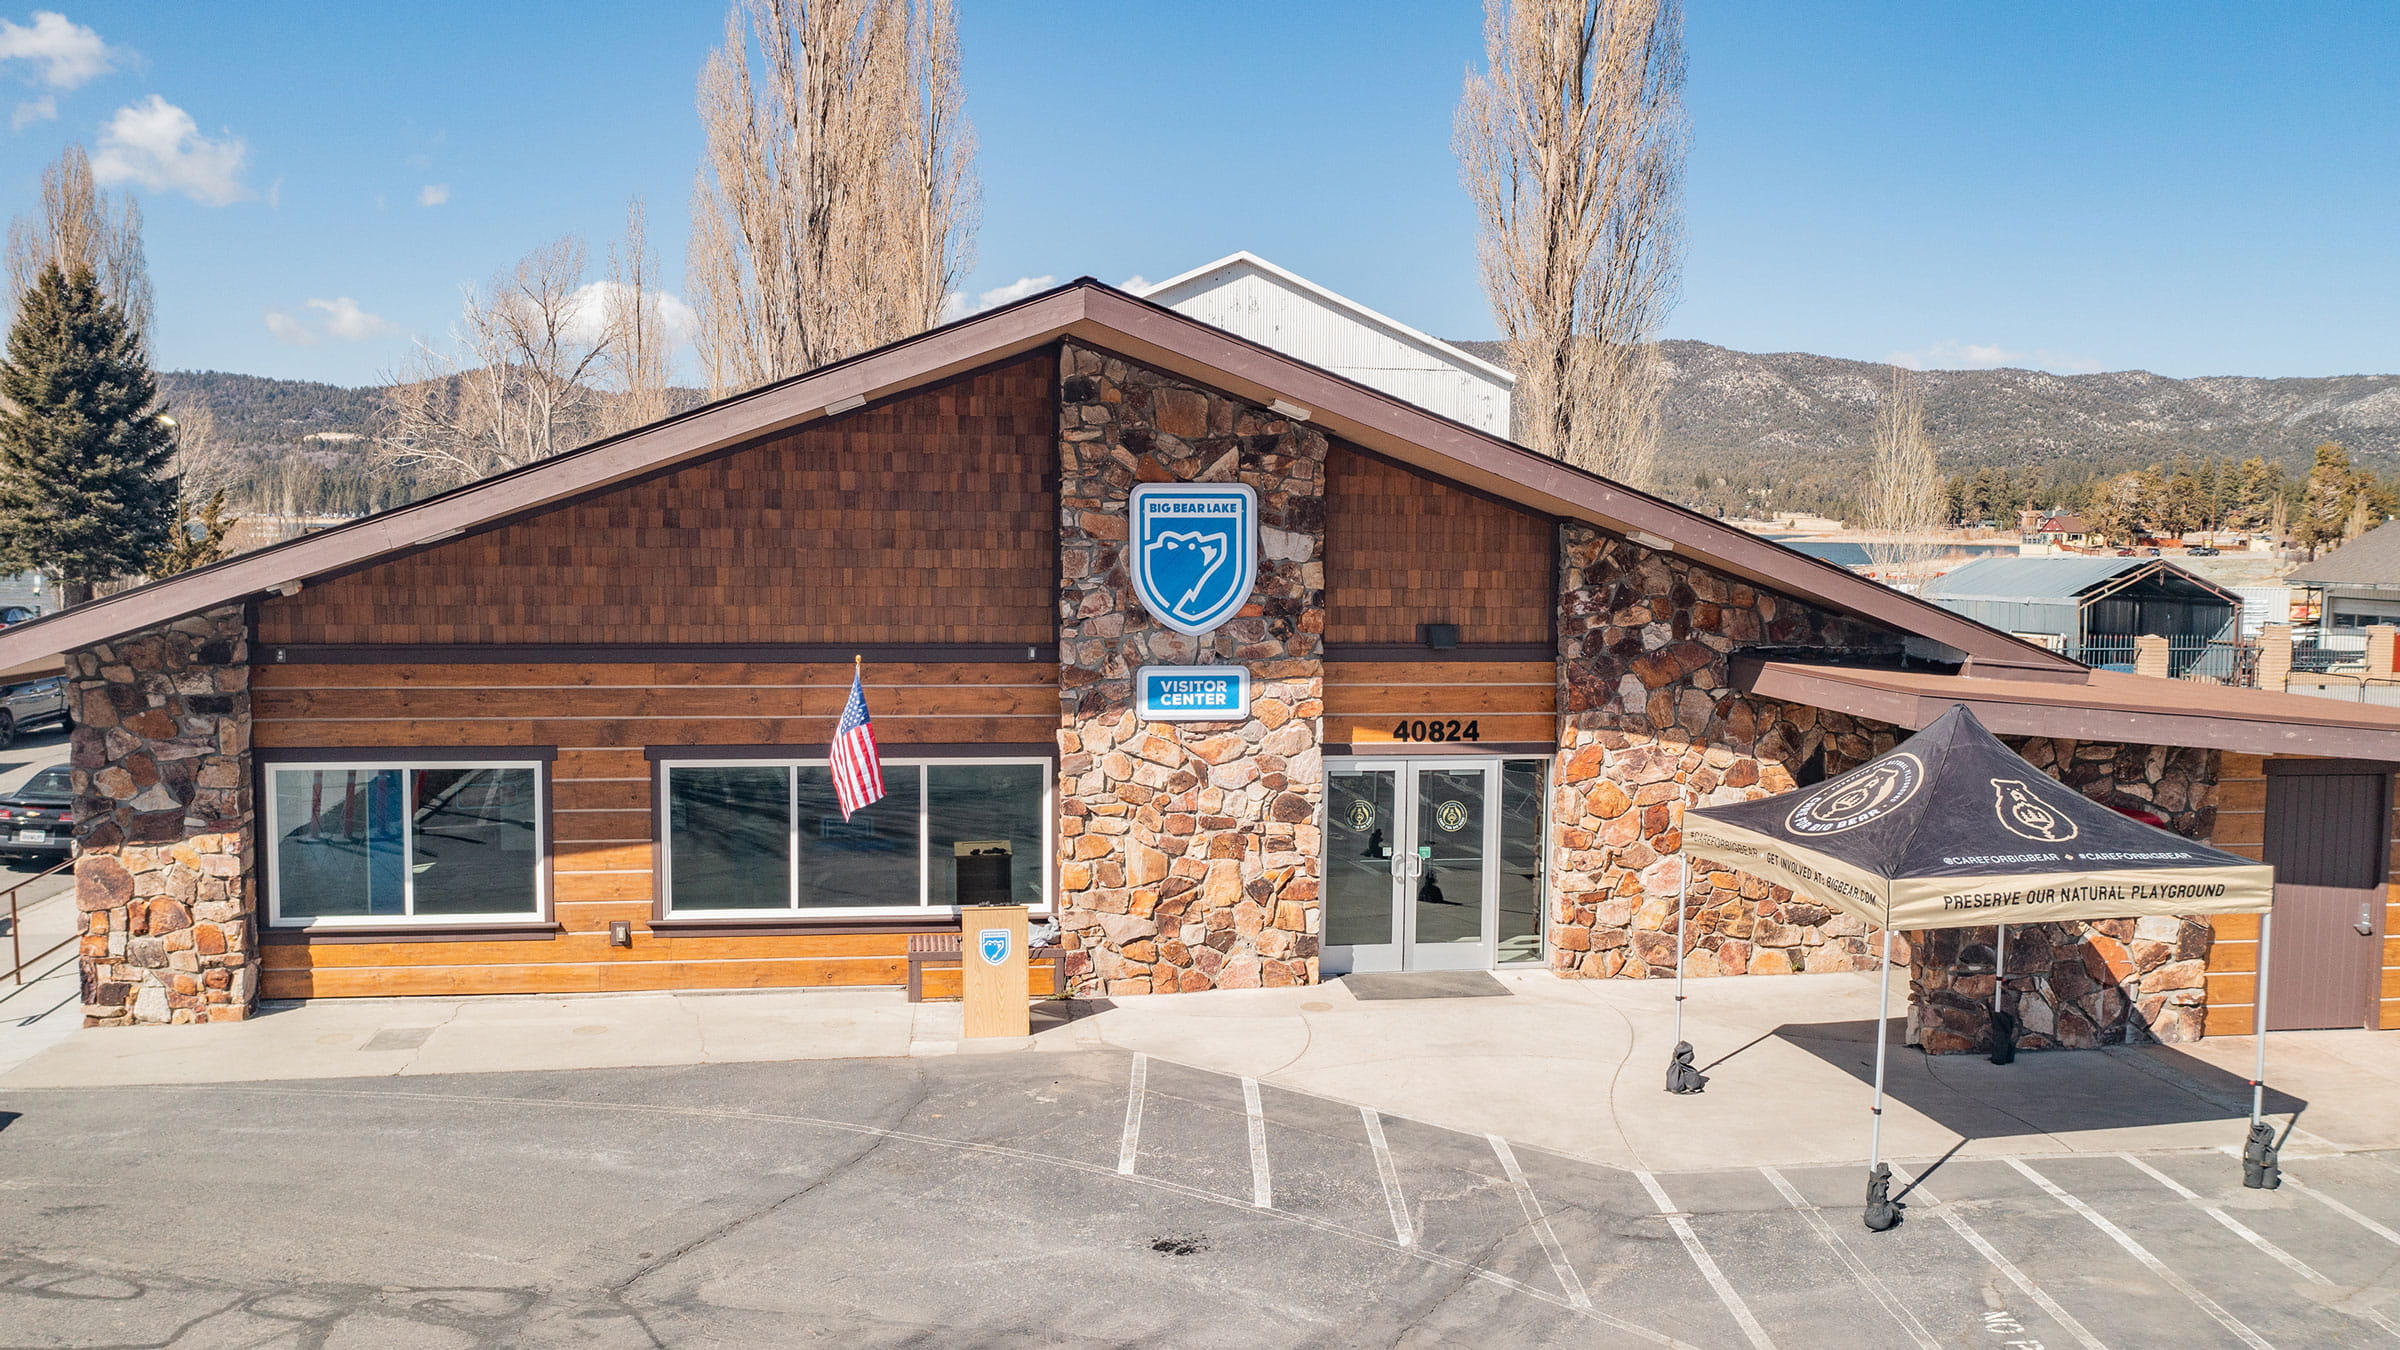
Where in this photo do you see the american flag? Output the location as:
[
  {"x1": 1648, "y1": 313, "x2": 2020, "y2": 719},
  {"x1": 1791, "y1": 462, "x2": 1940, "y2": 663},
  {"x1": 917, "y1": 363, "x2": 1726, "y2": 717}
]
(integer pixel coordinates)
[{"x1": 830, "y1": 664, "x2": 886, "y2": 819}]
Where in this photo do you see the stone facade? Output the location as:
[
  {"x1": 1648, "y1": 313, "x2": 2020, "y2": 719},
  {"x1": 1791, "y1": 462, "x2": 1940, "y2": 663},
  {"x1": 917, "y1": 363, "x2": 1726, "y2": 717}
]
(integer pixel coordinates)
[
  {"x1": 67, "y1": 605, "x2": 255, "y2": 1025},
  {"x1": 1054, "y1": 343, "x2": 1327, "y2": 994},
  {"x1": 1908, "y1": 737, "x2": 2220, "y2": 1052},
  {"x1": 1550, "y1": 525, "x2": 1908, "y2": 979}
]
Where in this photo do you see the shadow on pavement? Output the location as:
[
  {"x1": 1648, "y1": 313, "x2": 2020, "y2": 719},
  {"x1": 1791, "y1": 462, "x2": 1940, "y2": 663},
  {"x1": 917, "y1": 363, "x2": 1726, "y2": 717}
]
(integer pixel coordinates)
[{"x1": 1767, "y1": 1015, "x2": 2306, "y2": 1137}]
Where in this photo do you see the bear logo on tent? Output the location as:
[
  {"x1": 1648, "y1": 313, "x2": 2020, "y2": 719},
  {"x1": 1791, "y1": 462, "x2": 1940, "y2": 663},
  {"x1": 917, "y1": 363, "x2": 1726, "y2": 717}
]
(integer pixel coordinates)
[
  {"x1": 1992, "y1": 778, "x2": 2079, "y2": 843},
  {"x1": 1786, "y1": 754, "x2": 1923, "y2": 835}
]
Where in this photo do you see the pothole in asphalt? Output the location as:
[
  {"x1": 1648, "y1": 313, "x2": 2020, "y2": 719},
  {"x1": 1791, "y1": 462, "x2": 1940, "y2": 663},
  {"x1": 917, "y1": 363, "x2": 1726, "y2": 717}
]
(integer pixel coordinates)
[{"x1": 1150, "y1": 1236, "x2": 1207, "y2": 1257}]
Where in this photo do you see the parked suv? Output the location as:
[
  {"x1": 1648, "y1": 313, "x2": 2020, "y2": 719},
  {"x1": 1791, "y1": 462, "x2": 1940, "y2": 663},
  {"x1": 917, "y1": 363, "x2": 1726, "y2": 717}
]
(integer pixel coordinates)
[
  {"x1": 0, "y1": 764, "x2": 72, "y2": 859},
  {"x1": 0, "y1": 675, "x2": 71, "y2": 748}
]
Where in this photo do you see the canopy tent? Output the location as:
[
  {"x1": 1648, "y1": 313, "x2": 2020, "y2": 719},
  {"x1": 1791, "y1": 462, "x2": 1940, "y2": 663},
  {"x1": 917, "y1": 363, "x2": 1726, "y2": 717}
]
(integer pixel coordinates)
[{"x1": 1681, "y1": 704, "x2": 2277, "y2": 1229}]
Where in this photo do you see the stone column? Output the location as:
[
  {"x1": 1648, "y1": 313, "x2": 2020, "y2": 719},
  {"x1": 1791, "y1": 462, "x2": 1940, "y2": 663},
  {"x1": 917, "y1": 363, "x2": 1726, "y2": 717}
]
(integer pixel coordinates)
[
  {"x1": 1054, "y1": 343, "x2": 1326, "y2": 995},
  {"x1": 69, "y1": 605, "x2": 255, "y2": 1025},
  {"x1": 2134, "y1": 634, "x2": 2171, "y2": 680},
  {"x1": 2257, "y1": 624, "x2": 2292, "y2": 692}
]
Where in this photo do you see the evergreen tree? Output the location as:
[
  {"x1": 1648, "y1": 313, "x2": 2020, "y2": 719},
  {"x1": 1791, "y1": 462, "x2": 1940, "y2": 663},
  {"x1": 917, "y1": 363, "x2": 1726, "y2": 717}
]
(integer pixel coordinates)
[
  {"x1": 2296, "y1": 442, "x2": 2359, "y2": 552},
  {"x1": 0, "y1": 262, "x2": 176, "y2": 603}
]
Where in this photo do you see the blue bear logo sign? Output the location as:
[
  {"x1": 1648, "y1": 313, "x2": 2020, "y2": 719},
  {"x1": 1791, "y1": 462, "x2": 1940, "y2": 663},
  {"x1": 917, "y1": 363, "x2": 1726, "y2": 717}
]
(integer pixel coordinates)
[
  {"x1": 978, "y1": 928, "x2": 1011, "y2": 965},
  {"x1": 1128, "y1": 482, "x2": 1259, "y2": 637}
]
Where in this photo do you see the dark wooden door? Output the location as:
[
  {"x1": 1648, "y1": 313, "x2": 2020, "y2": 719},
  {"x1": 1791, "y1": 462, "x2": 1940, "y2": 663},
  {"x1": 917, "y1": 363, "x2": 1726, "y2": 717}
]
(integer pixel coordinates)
[{"x1": 2263, "y1": 762, "x2": 2391, "y2": 1030}]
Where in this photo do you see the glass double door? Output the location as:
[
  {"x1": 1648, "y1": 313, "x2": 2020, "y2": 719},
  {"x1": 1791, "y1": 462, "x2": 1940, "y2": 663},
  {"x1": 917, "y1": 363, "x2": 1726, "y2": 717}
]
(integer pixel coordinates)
[{"x1": 1323, "y1": 759, "x2": 1546, "y2": 973}]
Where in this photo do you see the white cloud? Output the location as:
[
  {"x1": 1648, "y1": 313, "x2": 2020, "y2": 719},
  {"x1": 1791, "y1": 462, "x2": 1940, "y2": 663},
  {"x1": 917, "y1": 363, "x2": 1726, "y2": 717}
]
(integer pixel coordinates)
[
  {"x1": 560, "y1": 280, "x2": 700, "y2": 350},
  {"x1": 418, "y1": 182, "x2": 449, "y2": 207},
  {"x1": 264, "y1": 296, "x2": 396, "y2": 346},
  {"x1": 1119, "y1": 274, "x2": 1152, "y2": 293},
  {"x1": 1886, "y1": 339, "x2": 2104, "y2": 376},
  {"x1": 0, "y1": 11, "x2": 111, "y2": 89},
  {"x1": 938, "y1": 273, "x2": 1056, "y2": 322},
  {"x1": 91, "y1": 95, "x2": 251, "y2": 206},
  {"x1": 10, "y1": 94, "x2": 53, "y2": 130}
]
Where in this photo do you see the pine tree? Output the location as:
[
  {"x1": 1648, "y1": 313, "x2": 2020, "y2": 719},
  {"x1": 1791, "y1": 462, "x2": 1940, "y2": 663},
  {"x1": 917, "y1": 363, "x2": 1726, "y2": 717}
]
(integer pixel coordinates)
[
  {"x1": 0, "y1": 262, "x2": 176, "y2": 603},
  {"x1": 2296, "y1": 442, "x2": 2359, "y2": 553}
]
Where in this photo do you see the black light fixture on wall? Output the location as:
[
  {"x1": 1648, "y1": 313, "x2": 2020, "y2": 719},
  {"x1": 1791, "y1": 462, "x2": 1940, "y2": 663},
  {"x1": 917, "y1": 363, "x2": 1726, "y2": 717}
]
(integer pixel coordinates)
[{"x1": 1420, "y1": 622, "x2": 1459, "y2": 650}]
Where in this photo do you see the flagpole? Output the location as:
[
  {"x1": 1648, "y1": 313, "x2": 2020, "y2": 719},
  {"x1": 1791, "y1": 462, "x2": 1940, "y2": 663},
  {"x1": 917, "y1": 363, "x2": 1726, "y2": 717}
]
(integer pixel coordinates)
[
  {"x1": 1992, "y1": 923, "x2": 2006, "y2": 1018},
  {"x1": 2251, "y1": 913, "x2": 2272, "y2": 1130},
  {"x1": 1674, "y1": 888, "x2": 1687, "y2": 1049}
]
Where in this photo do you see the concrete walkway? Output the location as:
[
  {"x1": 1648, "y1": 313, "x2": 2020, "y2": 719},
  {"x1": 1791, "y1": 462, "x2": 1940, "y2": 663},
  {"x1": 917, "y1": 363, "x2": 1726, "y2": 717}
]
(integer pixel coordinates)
[{"x1": 5, "y1": 966, "x2": 2380, "y2": 1174}]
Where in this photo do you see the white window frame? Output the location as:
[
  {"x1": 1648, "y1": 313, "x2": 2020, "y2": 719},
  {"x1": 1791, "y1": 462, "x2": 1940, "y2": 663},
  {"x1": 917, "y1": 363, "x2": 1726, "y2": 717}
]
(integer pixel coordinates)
[
  {"x1": 265, "y1": 759, "x2": 549, "y2": 929},
  {"x1": 658, "y1": 754, "x2": 1055, "y2": 920}
]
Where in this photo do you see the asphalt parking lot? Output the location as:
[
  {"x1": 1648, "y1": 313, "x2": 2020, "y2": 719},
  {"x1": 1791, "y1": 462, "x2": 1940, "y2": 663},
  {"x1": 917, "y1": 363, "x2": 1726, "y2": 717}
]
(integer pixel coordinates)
[{"x1": 5, "y1": 1047, "x2": 2399, "y2": 1348}]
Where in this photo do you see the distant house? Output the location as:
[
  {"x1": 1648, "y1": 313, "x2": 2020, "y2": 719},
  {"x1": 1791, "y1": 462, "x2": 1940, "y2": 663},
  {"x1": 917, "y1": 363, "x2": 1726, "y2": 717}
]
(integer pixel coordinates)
[
  {"x1": 2023, "y1": 513, "x2": 2095, "y2": 549},
  {"x1": 1925, "y1": 555, "x2": 2240, "y2": 675},
  {"x1": 2288, "y1": 521, "x2": 2400, "y2": 635},
  {"x1": 1139, "y1": 252, "x2": 1514, "y2": 436}
]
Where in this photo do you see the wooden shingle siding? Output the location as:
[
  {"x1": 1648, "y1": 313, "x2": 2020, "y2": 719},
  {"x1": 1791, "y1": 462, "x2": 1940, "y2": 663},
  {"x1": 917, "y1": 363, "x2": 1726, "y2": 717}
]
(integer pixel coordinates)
[
  {"x1": 1324, "y1": 444, "x2": 1553, "y2": 647},
  {"x1": 1322, "y1": 660, "x2": 1557, "y2": 748},
  {"x1": 257, "y1": 351, "x2": 1057, "y2": 647},
  {"x1": 253, "y1": 660, "x2": 1059, "y2": 998}
]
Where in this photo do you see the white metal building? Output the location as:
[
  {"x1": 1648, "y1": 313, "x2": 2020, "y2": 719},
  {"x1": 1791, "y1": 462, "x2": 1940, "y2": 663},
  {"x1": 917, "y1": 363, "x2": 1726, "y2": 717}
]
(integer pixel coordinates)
[{"x1": 1139, "y1": 252, "x2": 1514, "y2": 436}]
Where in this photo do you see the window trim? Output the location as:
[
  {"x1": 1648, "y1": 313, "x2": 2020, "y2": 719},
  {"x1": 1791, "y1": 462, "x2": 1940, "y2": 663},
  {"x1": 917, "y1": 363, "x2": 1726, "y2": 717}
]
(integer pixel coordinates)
[
  {"x1": 261, "y1": 749, "x2": 554, "y2": 931},
  {"x1": 654, "y1": 751, "x2": 1055, "y2": 921}
]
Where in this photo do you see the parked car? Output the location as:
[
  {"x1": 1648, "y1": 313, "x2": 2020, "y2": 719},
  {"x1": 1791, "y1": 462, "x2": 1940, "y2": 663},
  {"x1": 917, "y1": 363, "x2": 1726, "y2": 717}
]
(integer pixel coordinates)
[
  {"x1": 0, "y1": 764, "x2": 73, "y2": 858},
  {"x1": 2188, "y1": 545, "x2": 2220, "y2": 556},
  {"x1": 0, "y1": 605, "x2": 35, "y2": 627},
  {"x1": 0, "y1": 675, "x2": 72, "y2": 748},
  {"x1": 2116, "y1": 548, "x2": 2139, "y2": 556}
]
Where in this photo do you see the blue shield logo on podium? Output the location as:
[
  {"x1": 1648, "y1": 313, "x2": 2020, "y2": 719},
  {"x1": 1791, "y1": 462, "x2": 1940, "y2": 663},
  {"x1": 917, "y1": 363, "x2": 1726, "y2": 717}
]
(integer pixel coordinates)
[
  {"x1": 978, "y1": 928, "x2": 1011, "y2": 965},
  {"x1": 1128, "y1": 482, "x2": 1259, "y2": 637}
]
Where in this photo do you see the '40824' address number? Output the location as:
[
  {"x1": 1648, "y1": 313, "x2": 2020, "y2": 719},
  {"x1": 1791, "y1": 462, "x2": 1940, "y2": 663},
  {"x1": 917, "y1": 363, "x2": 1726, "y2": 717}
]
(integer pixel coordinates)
[{"x1": 1390, "y1": 718, "x2": 1479, "y2": 742}]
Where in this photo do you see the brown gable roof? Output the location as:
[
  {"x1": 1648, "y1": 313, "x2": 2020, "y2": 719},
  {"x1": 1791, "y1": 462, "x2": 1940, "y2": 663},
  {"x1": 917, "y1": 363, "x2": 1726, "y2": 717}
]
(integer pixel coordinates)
[
  {"x1": 2288, "y1": 519, "x2": 2400, "y2": 587},
  {"x1": 0, "y1": 279, "x2": 2075, "y2": 671}
]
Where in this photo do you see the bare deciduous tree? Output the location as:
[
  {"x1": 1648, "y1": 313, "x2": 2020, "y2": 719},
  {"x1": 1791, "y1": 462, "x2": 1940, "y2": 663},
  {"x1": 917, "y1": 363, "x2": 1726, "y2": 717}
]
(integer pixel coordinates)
[
  {"x1": 602, "y1": 197, "x2": 673, "y2": 434},
  {"x1": 1456, "y1": 0, "x2": 1686, "y2": 487},
  {"x1": 378, "y1": 237, "x2": 614, "y2": 487},
  {"x1": 1863, "y1": 367, "x2": 1943, "y2": 581},
  {"x1": 689, "y1": 0, "x2": 977, "y2": 396},
  {"x1": 6, "y1": 144, "x2": 152, "y2": 335}
]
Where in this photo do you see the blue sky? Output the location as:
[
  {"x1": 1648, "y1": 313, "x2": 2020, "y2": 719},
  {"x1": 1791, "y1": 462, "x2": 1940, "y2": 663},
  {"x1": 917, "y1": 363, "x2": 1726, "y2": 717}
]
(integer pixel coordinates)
[{"x1": 2, "y1": 2, "x2": 2393, "y2": 386}]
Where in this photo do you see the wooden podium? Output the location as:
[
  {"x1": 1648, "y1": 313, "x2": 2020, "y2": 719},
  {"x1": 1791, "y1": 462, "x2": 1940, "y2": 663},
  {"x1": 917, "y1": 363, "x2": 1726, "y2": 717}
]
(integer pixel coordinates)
[{"x1": 960, "y1": 904, "x2": 1030, "y2": 1039}]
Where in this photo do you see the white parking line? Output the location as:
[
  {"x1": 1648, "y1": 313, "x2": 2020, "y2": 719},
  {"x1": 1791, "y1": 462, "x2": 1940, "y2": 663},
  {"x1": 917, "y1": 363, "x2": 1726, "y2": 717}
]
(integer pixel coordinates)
[
  {"x1": 1362, "y1": 1108, "x2": 1412, "y2": 1245},
  {"x1": 1116, "y1": 1053, "x2": 1147, "y2": 1176},
  {"x1": 1886, "y1": 1165, "x2": 2105, "y2": 1350},
  {"x1": 1634, "y1": 1169, "x2": 1775, "y2": 1350},
  {"x1": 2006, "y1": 1157, "x2": 2274, "y2": 1350},
  {"x1": 1759, "y1": 1167, "x2": 1938, "y2": 1350},
  {"x1": 1491, "y1": 1136, "x2": 1590, "y2": 1311},
  {"x1": 2121, "y1": 1154, "x2": 2400, "y2": 1341},
  {"x1": 2282, "y1": 1172, "x2": 2400, "y2": 1247},
  {"x1": 1242, "y1": 1077, "x2": 1272, "y2": 1209}
]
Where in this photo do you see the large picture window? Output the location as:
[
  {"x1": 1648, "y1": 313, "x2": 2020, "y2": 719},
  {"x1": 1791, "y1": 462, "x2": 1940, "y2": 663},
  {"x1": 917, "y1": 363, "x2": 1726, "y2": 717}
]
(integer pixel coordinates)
[
  {"x1": 661, "y1": 756, "x2": 1050, "y2": 917},
  {"x1": 267, "y1": 761, "x2": 547, "y2": 927}
]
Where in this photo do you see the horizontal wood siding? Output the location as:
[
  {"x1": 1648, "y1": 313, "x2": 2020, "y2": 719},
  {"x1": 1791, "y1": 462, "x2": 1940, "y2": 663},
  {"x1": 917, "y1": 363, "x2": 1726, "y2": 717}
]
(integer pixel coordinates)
[
  {"x1": 257, "y1": 351, "x2": 1056, "y2": 646},
  {"x1": 2205, "y1": 754, "x2": 2266, "y2": 1035},
  {"x1": 1324, "y1": 443, "x2": 1553, "y2": 647},
  {"x1": 1322, "y1": 660, "x2": 1556, "y2": 748},
  {"x1": 2206, "y1": 753, "x2": 2400, "y2": 1035},
  {"x1": 254, "y1": 661, "x2": 1058, "y2": 998}
]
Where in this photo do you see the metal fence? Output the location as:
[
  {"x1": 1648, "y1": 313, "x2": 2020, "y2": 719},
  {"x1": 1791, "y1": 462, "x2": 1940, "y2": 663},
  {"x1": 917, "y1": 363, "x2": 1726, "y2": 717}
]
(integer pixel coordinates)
[{"x1": 2065, "y1": 634, "x2": 2246, "y2": 681}]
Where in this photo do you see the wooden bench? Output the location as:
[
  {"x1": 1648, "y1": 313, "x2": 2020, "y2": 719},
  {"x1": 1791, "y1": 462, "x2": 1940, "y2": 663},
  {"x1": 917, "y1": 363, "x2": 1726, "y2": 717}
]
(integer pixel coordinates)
[{"x1": 905, "y1": 932, "x2": 1069, "y2": 1002}]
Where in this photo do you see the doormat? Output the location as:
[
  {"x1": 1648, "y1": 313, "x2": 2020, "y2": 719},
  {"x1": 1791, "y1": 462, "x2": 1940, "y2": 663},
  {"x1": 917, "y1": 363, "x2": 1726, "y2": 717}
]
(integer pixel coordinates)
[{"x1": 1341, "y1": 971, "x2": 1511, "y2": 1001}]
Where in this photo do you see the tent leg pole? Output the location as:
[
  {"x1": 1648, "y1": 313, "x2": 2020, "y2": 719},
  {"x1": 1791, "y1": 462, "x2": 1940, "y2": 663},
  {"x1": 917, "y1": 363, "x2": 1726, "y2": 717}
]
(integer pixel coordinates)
[
  {"x1": 2242, "y1": 914, "x2": 2282, "y2": 1189},
  {"x1": 1864, "y1": 922, "x2": 1901, "y2": 1230},
  {"x1": 1674, "y1": 890, "x2": 1687, "y2": 1048},
  {"x1": 1993, "y1": 923, "x2": 2006, "y2": 1015}
]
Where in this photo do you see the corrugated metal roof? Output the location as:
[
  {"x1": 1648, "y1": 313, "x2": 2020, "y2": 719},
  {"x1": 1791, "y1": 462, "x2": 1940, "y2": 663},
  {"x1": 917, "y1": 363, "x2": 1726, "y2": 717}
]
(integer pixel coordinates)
[
  {"x1": 1924, "y1": 555, "x2": 2150, "y2": 603},
  {"x1": 2288, "y1": 520, "x2": 2400, "y2": 585}
]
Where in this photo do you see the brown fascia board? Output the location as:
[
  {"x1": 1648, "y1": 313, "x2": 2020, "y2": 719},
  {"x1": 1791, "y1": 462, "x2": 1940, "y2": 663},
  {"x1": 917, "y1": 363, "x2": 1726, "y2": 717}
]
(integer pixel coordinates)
[
  {"x1": 0, "y1": 276, "x2": 2073, "y2": 674},
  {"x1": 1063, "y1": 287, "x2": 2078, "y2": 672},
  {"x1": 1736, "y1": 657, "x2": 2400, "y2": 762}
]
